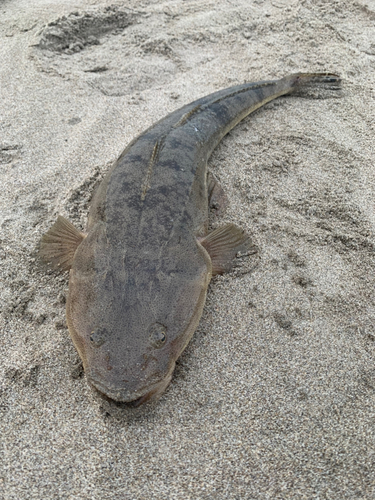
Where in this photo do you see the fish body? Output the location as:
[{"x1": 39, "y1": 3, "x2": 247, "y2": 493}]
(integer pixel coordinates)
[{"x1": 41, "y1": 73, "x2": 340, "y2": 405}]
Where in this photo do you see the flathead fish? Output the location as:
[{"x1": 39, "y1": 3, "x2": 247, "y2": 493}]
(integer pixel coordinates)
[{"x1": 41, "y1": 73, "x2": 340, "y2": 405}]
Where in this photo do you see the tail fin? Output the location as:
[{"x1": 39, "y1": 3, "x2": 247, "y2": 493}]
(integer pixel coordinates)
[{"x1": 282, "y1": 72, "x2": 342, "y2": 98}]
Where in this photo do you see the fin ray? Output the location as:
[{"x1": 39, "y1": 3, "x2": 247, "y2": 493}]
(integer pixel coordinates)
[
  {"x1": 40, "y1": 215, "x2": 85, "y2": 271},
  {"x1": 199, "y1": 223, "x2": 257, "y2": 275}
]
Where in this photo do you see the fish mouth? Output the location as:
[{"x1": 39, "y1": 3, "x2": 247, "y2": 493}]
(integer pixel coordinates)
[{"x1": 86, "y1": 366, "x2": 174, "y2": 407}]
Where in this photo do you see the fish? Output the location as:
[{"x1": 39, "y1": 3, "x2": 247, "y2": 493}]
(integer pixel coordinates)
[{"x1": 40, "y1": 73, "x2": 341, "y2": 406}]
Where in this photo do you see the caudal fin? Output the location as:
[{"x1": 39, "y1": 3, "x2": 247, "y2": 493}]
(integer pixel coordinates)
[{"x1": 282, "y1": 72, "x2": 342, "y2": 97}]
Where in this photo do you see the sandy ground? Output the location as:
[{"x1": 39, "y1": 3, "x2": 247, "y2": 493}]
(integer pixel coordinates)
[{"x1": 1, "y1": 0, "x2": 375, "y2": 498}]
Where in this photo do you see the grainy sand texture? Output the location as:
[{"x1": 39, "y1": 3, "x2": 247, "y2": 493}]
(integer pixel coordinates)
[{"x1": 1, "y1": 0, "x2": 375, "y2": 498}]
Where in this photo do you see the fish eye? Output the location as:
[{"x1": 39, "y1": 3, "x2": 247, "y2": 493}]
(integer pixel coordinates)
[
  {"x1": 90, "y1": 327, "x2": 107, "y2": 347},
  {"x1": 149, "y1": 323, "x2": 167, "y2": 349}
]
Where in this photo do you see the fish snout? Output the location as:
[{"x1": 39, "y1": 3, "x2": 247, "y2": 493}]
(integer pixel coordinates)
[{"x1": 85, "y1": 362, "x2": 175, "y2": 405}]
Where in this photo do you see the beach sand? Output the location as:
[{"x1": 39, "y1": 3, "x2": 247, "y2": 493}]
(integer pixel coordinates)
[{"x1": 1, "y1": 0, "x2": 375, "y2": 498}]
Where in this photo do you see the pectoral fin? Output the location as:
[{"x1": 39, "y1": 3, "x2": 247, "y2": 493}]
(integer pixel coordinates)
[
  {"x1": 40, "y1": 215, "x2": 85, "y2": 271},
  {"x1": 207, "y1": 172, "x2": 229, "y2": 216},
  {"x1": 199, "y1": 224, "x2": 257, "y2": 276}
]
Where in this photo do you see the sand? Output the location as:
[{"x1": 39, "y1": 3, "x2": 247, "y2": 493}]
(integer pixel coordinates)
[{"x1": 1, "y1": 0, "x2": 375, "y2": 498}]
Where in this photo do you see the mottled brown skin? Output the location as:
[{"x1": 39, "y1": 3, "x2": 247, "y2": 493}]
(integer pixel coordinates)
[{"x1": 41, "y1": 73, "x2": 340, "y2": 405}]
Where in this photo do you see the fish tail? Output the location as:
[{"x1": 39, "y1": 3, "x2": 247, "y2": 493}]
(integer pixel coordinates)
[{"x1": 281, "y1": 72, "x2": 342, "y2": 95}]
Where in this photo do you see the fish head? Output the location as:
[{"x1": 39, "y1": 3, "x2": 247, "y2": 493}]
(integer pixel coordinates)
[{"x1": 66, "y1": 222, "x2": 212, "y2": 405}]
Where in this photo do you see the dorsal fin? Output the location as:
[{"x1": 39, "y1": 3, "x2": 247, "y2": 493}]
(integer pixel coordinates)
[
  {"x1": 173, "y1": 104, "x2": 201, "y2": 128},
  {"x1": 141, "y1": 141, "x2": 160, "y2": 201}
]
